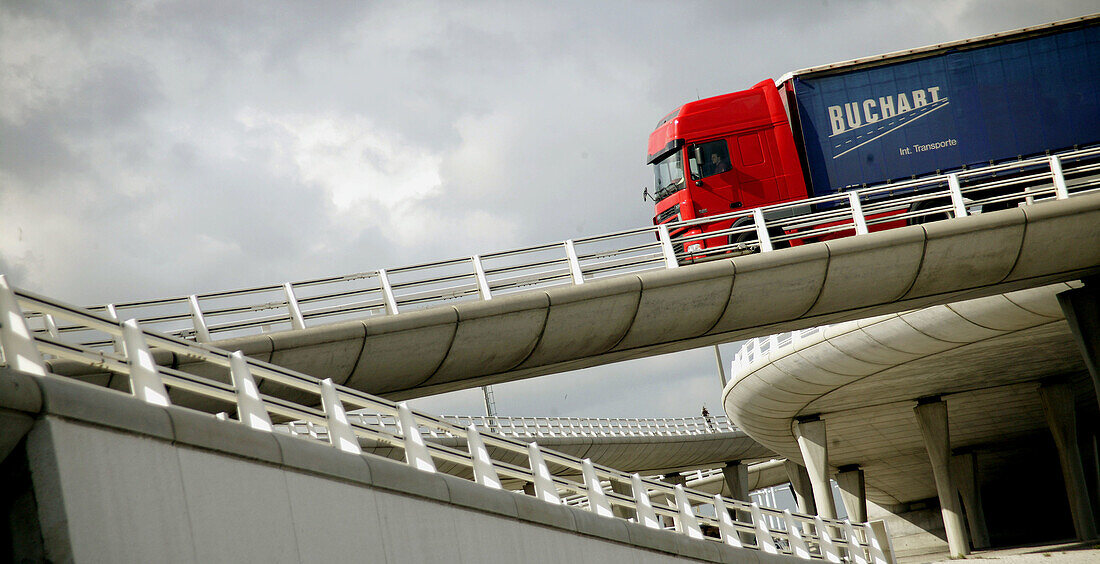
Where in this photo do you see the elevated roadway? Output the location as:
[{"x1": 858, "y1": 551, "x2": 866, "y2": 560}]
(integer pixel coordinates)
[
  {"x1": 722, "y1": 281, "x2": 1100, "y2": 557},
  {"x1": 282, "y1": 414, "x2": 786, "y2": 493},
  {"x1": 49, "y1": 194, "x2": 1100, "y2": 405}
]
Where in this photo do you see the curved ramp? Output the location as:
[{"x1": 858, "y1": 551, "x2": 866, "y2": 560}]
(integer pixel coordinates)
[
  {"x1": 721, "y1": 282, "x2": 1095, "y2": 505},
  {"x1": 51, "y1": 194, "x2": 1100, "y2": 403}
]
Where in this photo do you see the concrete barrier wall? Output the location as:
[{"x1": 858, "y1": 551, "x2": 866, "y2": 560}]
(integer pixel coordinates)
[{"x1": 2, "y1": 369, "x2": 798, "y2": 563}]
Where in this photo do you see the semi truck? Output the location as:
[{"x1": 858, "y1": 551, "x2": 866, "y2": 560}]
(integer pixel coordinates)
[{"x1": 647, "y1": 14, "x2": 1100, "y2": 254}]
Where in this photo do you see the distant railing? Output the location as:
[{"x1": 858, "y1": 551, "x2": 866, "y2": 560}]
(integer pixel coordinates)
[
  {"x1": 276, "y1": 414, "x2": 736, "y2": 442},
  {"x1": 0, "y1": 276, "x2": 888, "y2": 562},
  {"x1": 732, "y1": 326, "x2": 830, "y2": 373},
  {"x1": 25, "y1": 147, "x2": 1100, "y2": 348}
]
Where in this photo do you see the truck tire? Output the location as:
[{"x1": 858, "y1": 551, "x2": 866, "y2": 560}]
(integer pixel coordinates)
[
  {"x1": 731, "y1": 226, "x2": 790, "y2": 251},
  {"x1": 908, "y1": 198, "x2": 951, "y2": 225}
]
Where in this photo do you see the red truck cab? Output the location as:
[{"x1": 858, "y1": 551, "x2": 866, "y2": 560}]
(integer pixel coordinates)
[{"x1": 647, "y1": 80, "x2": 808, "y2": 252}]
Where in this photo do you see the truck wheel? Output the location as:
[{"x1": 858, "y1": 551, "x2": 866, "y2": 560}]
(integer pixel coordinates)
[
  {"x1": 731, "y1": 227, "x2": 790, "y2": 251},
  {"x1": 908, "y1": 198, "x2": 951, "y2": 225}
]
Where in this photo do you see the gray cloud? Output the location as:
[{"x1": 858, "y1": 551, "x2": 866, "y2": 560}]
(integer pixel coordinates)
[{"x1": 2, "y1": 0, "x2": 1096, "y2": 416}]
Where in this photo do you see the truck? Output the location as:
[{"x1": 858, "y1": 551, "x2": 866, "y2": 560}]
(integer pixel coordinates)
[{"x1": 647, "y1": 14, "x2": 1100, "y2": 255}]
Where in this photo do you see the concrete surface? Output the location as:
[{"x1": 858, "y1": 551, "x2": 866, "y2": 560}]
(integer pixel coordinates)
[
  {"x1": 921, "y1": 540, "x2": 1100, "y2": 564},
  {"x1": 47, "y1": 194, "x2": 1100, "y2": 403},
  {"x1": 722, "y1": 281, "x2": 1099, "y2": 554},
  {"x1": 723, "y1": 282, "x2": 1096, "y2": 505},
  {"x1": 0, "y1": 367, "x2": 809, "y2": 564}
]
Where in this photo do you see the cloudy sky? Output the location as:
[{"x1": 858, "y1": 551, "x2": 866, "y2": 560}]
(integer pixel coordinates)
[{"x1": 2, "y1": 1, "x2": 1096, "y2": 418}]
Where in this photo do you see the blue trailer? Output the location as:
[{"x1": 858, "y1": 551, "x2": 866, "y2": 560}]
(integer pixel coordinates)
[{"x1": 782, "y1": 15, "x2": 1100, "y2": 197}]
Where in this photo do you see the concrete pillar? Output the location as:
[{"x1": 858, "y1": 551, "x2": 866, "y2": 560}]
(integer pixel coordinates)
[
  {"x1": 1039, "y1": 382, "x2": 1098, "y2": 540},
  {"x1": 836, "y1": 465, "x2": 867, "y2": 523},
  {"x1": 610, "y1": 480, "x2": 635, "y2": 520},
  {"x1": 913, "y1": 398, "x2": 969, "y2": 557},
  {"x1": 784, "y1": 460, "x2": 818, "y2": 516},
  {"x1": 794, "y1": 417, "x2": 837, "y2": 519},
  {"x1": 662, "y1": 473, "x2": 686, "y2": 528},
  {"x1": 722, "y1": 461, "x2": 749, "y2": 502},
  {"x1": 950, "y1": 452, "x2": 990, "y2": 549},
  {"x1": 1057, "y1": 280, "x2": 1100, "y2": 410}
]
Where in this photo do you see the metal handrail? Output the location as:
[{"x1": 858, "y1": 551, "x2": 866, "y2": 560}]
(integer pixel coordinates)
[
  {"x1": 28, "y1": 146, "x2": 1094, "y2": 349},
  {"x1": 280, "y1": 414, "x2": 740, "y2": 439},
  {"x1": 0, "y1": 277, "x2": 884, "y2": 561}
]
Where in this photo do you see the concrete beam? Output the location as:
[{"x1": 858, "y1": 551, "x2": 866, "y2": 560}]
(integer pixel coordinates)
[
  {"x1": 1039, "y1": 381, "x2": 1098, "y2": 540},
  {"x1": 793, "y1": 418, "x2": 836, "y2": 519},
  {"x1": 913, "y1": 398, "x2": 969, "y2": 557}
]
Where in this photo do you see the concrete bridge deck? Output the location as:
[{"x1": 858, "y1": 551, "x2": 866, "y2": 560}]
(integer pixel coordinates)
[{"x1": 48, "y1": 194, "x2": 1100, "y2": 405}]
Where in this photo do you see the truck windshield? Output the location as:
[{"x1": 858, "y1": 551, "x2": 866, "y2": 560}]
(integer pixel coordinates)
[{"x1": 653, "y1": 150, "x2": 684, "y2": 200}]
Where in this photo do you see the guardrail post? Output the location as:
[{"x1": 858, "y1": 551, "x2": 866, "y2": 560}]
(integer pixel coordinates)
[
  {"x1": 377, "y1": 269, "x2": 399, "y2": 315},
  {"x1": 0, "y1": 275, "x2": 47, "y2": 376},
  {"x1": 282, "y1": 283, "x2": 306, "y2": 330},
  {"x1": 864, "y1": 523, "x2": 889, "y2": 564},
  {"x1": 751, "y1": 503, "x2": 779, "y2": 554},
  {"x1": 946, "y1": 174, "x2": 968, "y2": 218},
  {"x1": 105, "y1": 304, "x2": 124, "y2": 353},
  {"x1": 815, "y1": 516, "x2": 842, "y2": 563},
  {"x1": 674, "y1": 485, "x2": 704, "y2": 539},
  {"x1": 229, "y1": 351, "x2": 272, "y2": 432},
  {"x1": 581, "y1": 459, "x2": 614, "y2": 518},
  {"x1": 43, "y1": 314, "x2": 60, "y2": 338},
  {"x1": 188, "y1": 295, "x2": 212, "y2": 342},
  {"x1": 397, "y1": 402, "x2": 436, "y2": 472},
  {"x1": 470, "y1": 255, "x2": 493, "y2": 300},
  {"x1": 657, "y1": 224, "x2": 679, "y2": 268},
  {"x1": 527, "y1": 442, "x2": 560, "y2": 503},
  {"x1": 784, "y1": 510, "x2": 812, "y2": 559},
  {"x1": 752, "y1": 208, "x2": 774, "y2": 253},
  {"x1": 319, "y1": 379, "x2": 361, "y2": 454},
  {"x1": 121, "y1": 319, "x2": 171, "y2": 407},
  {"x1": 843, "y1": 520, "x2": 869, "y2": 564},
  {"x1": 847, "y1": 192, "x2": 869, "y2": 236},
  {"x1": 1050, "y1": 156, "x2": 1069, "y2": 199},
  {"x1": 563, "y1": 240, "x2": 587, "y2": 284},
  {"x1": 466, "y1": 424, "x2": 502, "y2": 489},
  {"x1": 631, "y1": 474, "x2": 660, "y2": 529},
  {"x1": 714, "y1": 495, "x2": 743, "y2": 548}
]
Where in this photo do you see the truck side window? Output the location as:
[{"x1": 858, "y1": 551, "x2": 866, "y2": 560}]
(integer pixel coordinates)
[{"x1": 688, "y1": 140, "x2": 732, "y2": 180}]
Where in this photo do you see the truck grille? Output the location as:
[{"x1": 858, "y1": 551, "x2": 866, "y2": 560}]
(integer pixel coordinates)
[{"x1": 655, "y1": 204, "x2": 681, "y2": 224}]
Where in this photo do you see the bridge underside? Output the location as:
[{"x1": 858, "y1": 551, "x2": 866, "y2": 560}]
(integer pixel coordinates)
[
  {"x1": 48, "y1": 195, "x2": 1100, "y2": 409},
  {"x1": 723, "y1": 282, "x2": 1100, "y2": 550}
]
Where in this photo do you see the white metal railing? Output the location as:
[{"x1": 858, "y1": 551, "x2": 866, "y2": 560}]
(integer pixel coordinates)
[
  {"x1": 276, "y1": 414, "x2": 736, "y2": 441},
  {"x1": 733, "y1": 326, "x2": 832, "y2": 373},
  {"x1": 24, "y1": 147, "x2": 1099, "y2": 349},
  {"x1": 0, "y1": 276, "x2": 887, "y2": 561}
]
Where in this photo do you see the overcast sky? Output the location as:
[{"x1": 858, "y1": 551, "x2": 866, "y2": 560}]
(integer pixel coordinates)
[{"x1": 2, "y1": 1, "x2": 1096, "y2": 418}]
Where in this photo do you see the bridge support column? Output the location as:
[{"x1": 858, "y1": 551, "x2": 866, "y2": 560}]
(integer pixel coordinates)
[
  {"x1": 722, "y1": 461, "x2": 749, "y2": 502},
  {"x1": 951, "y1": 452, "x2": 990, "y2": 549},
  {"x1": 722, "y1": 460, "x2": 754, "y2": 542},
  {"x1": 1058, "y1": 279, "x2": 1100, "y2": 410},
  {"x1": 836, "y1": 465, "x2": 867, "y2": 523},
  {"x1": 794, "y1": 417, "x2": 837, "y2": 519},
  {"x1": 1039, "y1": 381, "x2": 1098, "y2": 540},
  {"x1": 610, "y1": 480, "x2": 635, "y2": 520},
  {"x1": 913, "y1": 397, "x2": 969, "y2": 557},
  {"x1": 784, "y1": 460, "x2": 817, "y2": 516},
  {"x1": 661, "y1": 473, "x2": 686, "y2": 528}
]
